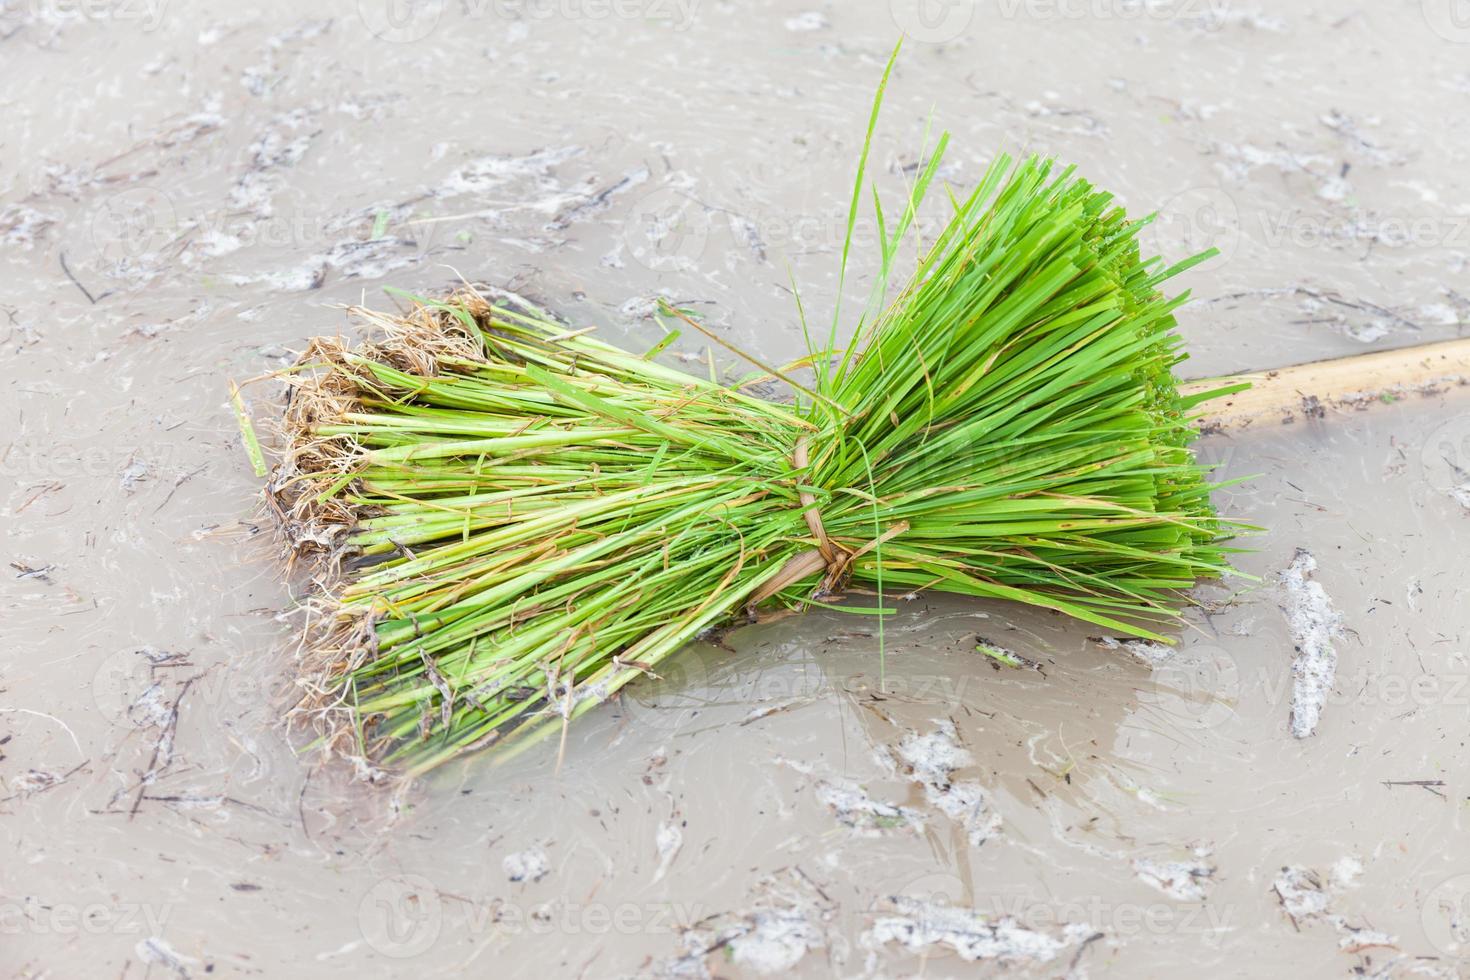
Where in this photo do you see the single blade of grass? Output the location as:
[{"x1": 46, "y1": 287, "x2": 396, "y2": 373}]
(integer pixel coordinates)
[{"x1": 230, "y1": 381, "x2": 267, "y2": 478}]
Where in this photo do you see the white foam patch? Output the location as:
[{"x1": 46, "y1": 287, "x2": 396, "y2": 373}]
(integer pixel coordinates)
[
  {"x1": 0, "y1": 205, "x2": 58, "y2": 250},
  {"x1": 1337, "y1": 927, "x2": 1398, "y2": 953},
  {"x1": 1331, "y1": 855, "x2": 1364, "y2": 888},
  {"x1": 136, "y1": 937, "x2": 195, "y2": 975},
  {"x1": 1273, "y1": 862, "x2": 1398, "y2": 951},
  {"x1": 1190, "y1": 5, "x2": 1286, "y2": 32},
  {"x1": 814, "y1": 778, "x2": 924, "y2": 837},
  {"x1": 1096, "y1": 635, "x2": 1176, "y2": 667},
  {"x1": 1133, "y1": 855, "x2": 1214, "y2": 901},
  {"x1": 439, "y1": 146, "x2": 583, "y2": 200},
  {"x1": 1280, "y1": 549, "x2": 1343, "y2": 738},
  {"x1": 727, "y1": 909, "x2": 824, "y2": 974},
  {"x1": 894, "y1": 722, "x2": 1002, "y2": 846},
  {"x1": 655, "y1": 869, "x2": 830, "y2": 977},
  {"x1": 1274, "y1": 865, "x2": 1330, "y2": 920},
  {"x1": 866, "y1": 896, "x2": 1096, "y2": 963},
  {"x1": 652, "y1": 819, "x2": 682, "y2": 883},
  {"x1": 784, "y1": 11, "x2": 827, "y2": 31},
  {"x1": 502, "y1": 846, "x2": 549, "y2": 883}
]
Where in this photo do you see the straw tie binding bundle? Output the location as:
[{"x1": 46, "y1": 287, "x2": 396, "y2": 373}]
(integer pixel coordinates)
[
  {"x1": 746, "y1": 435, "x2": 901, "y2": 609},
  {"x1": 264, "y1": 152, "x2": 1240, "y2": 775}
]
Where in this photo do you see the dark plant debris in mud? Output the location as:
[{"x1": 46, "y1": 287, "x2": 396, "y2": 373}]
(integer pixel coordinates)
[
  {"x1": 975, "y1": 636, "x2": 1044, "y2": 673},
  {"x1": 1380, "y1": 779, "x2": 1448, "y2": 799}
]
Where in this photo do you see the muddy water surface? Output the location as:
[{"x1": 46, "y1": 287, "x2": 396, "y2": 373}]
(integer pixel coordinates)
[{"x1": 3, "y1": 1, "x2": 1470, "y2": 977}]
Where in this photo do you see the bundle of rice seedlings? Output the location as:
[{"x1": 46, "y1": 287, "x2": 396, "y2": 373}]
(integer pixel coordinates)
[{"x1": 265, "y1": 75, "x2": 1238, "y2": 775}]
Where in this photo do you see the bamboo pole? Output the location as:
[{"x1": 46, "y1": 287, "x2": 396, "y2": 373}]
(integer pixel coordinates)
[{"x1": 1186, "y1": 336, "x2": 1470, "y2": 432}]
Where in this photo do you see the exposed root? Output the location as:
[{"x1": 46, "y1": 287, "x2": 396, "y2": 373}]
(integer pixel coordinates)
[
  {"x1": 262, "y1": 290, "x2": 501, "y2": 777},
  {"x1": 267, "y1": 336, "x2": 368, "y2": 562},
  {"x1": 268, "y1": 291, "x2": 497, "y2": 558}
]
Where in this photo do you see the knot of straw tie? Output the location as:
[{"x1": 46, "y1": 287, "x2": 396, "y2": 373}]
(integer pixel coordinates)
[{"x1": 746, "y1": 435, "x2": 858, "y2": 609}]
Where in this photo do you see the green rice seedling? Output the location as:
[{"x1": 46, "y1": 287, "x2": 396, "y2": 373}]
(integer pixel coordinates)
[{"x1": 264, "y1": 56, "x2": 1240, "y2": 775}]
